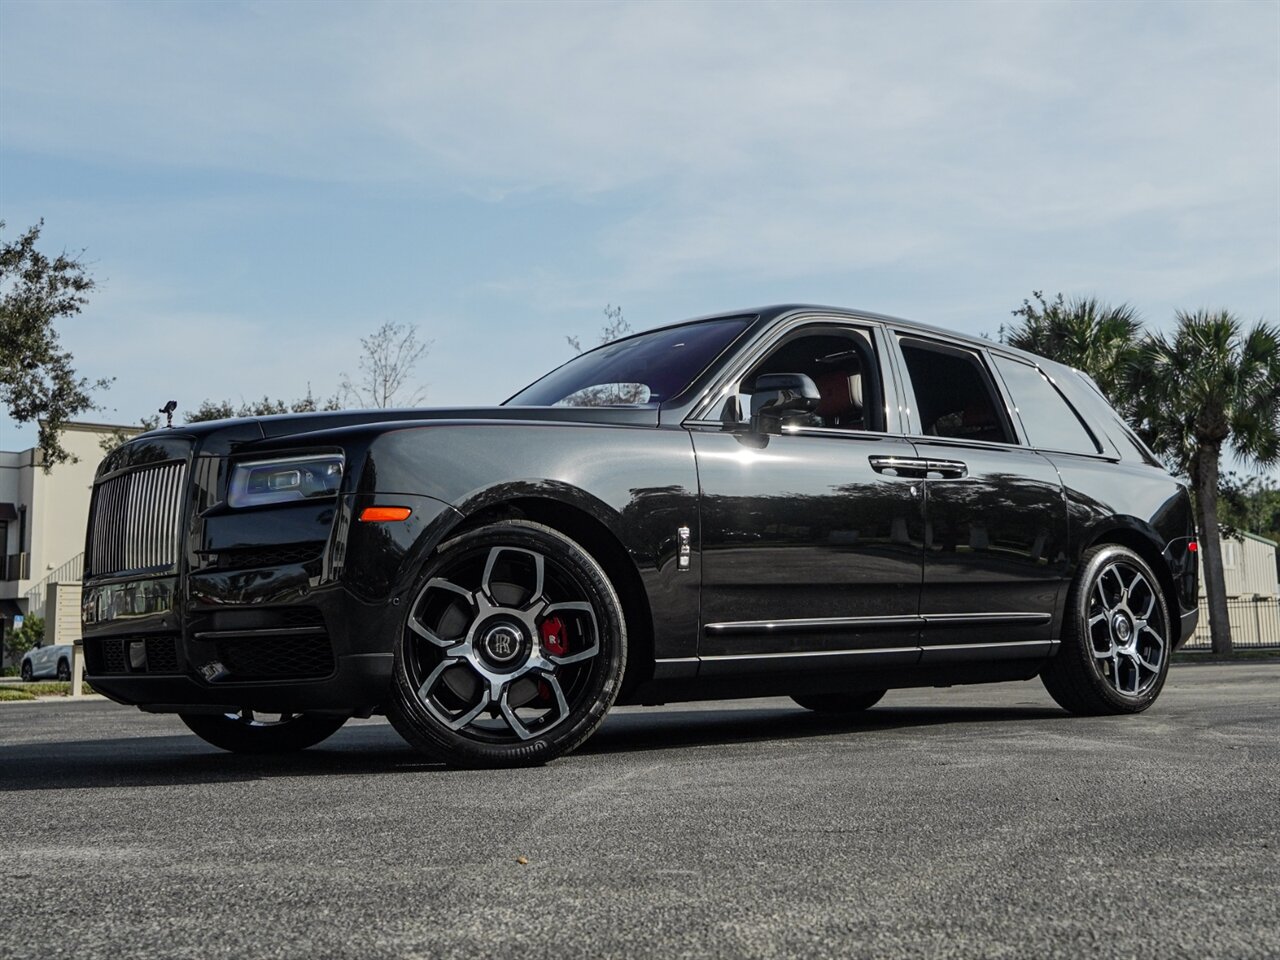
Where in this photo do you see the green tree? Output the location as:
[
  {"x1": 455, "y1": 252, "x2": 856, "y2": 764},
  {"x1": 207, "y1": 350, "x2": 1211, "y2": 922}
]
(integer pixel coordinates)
[
  {"x1": 1130, "y1": 311, "x2": 1280, "y2": 654},
  {"x1": 1217, "y1": 472, "x2": 1280, "y2": 543},
  {"x1": 4, "y1": 614, "x2": 44, "y2": 669},
  {"x1": 185, "y1": 386, "x2": 340, "y2": 423},
  {"x1": 1005, "y1": 291, "x2": 1142, "y2": 410},
  {"x1": 0, "y1": 220, "x2": 111, "y2": 467}
]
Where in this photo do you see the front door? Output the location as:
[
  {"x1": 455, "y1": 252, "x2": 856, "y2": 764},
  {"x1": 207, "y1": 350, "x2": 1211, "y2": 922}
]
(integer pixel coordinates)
[{"x1": 691, "y1": 321, "x2": 925, "y2": 675}]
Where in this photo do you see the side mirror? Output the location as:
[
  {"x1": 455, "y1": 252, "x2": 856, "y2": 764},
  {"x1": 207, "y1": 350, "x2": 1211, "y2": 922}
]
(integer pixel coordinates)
[{"x1": 748, "y1": 373, "x2": 820, "y2": 434}]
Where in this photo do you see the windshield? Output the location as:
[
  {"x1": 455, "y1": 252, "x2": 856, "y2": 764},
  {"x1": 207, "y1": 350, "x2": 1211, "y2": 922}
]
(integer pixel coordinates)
[{"x1": 507, "y1": 317, "x2": 752, "y2": 407}]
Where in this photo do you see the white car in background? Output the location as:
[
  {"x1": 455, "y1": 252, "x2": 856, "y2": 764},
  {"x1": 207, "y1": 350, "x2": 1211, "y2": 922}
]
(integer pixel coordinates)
[{"x1": 21, "y1": 642, "x2": 72, "y2": 682}]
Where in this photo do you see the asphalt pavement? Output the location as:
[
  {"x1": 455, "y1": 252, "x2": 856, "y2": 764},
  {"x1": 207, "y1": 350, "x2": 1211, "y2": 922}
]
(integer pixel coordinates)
[{"x1": 1, "y1": 663, "x2": 1277, "y2": 960}]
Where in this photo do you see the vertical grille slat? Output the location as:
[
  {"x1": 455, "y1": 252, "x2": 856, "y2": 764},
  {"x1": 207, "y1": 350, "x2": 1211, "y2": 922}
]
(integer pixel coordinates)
[{"x1": 86, "y1": 461, "x2": 186, "y2": 578}]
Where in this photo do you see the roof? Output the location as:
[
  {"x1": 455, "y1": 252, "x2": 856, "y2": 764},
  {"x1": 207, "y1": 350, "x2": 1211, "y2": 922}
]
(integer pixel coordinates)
[{"x1": 1238, "y1": 531, "x2": 1279, "y2": 548}]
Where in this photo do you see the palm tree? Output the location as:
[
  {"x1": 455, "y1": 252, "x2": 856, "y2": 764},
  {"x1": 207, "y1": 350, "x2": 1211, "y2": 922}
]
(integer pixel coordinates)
[
  {"x1": 1005, "y1": 292, "x2": 1143, "y2": 411},
  {"x1": 1129, "y1": 311, "x2": 1280, "y2": 653}
]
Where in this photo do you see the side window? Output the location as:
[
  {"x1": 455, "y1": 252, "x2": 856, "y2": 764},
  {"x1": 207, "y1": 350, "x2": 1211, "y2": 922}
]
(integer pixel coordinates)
[
  {"x1": 899, "y1": 338, "x2": 1013, "y2": 444},
  {"x1": 993, "y1": 356, "x2": 1100, "y2": 455},
  {"x1": 736, "y1": 328, "x2": 884, "y2": 432}
]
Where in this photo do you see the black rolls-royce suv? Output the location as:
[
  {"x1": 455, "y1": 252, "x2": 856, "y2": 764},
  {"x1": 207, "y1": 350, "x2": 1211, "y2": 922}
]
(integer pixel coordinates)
[{"x1": 82, "y1": 305, "x2": 1199, "y2": 766}]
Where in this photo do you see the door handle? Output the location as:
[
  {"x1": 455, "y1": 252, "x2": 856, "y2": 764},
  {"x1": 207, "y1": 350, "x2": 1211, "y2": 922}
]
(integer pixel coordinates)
[
  {"x1": 925, "y1": 459, "x2": 968, "y2": 480},
  {"x1": 869, "y1": 456, "x2": 930, "y2": 478}
]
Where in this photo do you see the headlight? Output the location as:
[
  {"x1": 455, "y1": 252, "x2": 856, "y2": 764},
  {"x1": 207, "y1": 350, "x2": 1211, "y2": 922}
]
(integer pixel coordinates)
[{"x1": 227, "y1": 455, "x2": 344, "y2": 508}]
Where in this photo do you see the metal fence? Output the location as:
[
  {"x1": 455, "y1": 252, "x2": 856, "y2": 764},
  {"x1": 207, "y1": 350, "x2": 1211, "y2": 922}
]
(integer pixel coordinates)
[{"x1": 1184, "y1": 597, "x2": 1280, "y2": 649}]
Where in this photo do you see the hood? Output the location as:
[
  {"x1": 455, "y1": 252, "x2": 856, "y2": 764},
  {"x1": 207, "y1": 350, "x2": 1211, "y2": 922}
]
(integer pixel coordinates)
[{"x1": 108, "y1": 405, "x2": 661, "y2": 464}]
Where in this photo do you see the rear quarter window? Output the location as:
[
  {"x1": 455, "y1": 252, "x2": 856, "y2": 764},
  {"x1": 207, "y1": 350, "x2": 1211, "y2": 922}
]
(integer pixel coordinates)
[{"x1": 993, "y1": 356, "x2": 1100, "y2": 456}]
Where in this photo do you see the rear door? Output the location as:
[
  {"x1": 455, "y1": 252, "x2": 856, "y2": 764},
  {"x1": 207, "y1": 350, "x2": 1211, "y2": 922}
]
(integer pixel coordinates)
[{"x1": 890, "y1": 334, "x2": 1068, "y2": 662}]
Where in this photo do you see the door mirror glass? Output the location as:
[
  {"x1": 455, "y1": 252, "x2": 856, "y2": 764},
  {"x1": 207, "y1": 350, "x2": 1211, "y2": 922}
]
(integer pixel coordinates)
[{"x1": 748, "y1": 373, "x2": 820, "y2": 434}]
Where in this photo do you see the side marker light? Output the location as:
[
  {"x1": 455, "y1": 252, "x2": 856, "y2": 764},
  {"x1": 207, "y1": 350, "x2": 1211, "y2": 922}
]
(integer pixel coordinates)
[{"x1": 359, "y1": 506, "x2": 413, "y2": 522}]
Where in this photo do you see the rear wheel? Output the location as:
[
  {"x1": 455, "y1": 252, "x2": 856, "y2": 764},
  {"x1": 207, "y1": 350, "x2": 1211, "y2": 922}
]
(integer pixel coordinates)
[
  {"x1": 180, "y1": 710, "x2": 347, "y2": 753},
  {"x1": 1041, "y1": 544, "x2": 1171, "y2": 715},
  {"x1": 388, "y1": 520, "x2": 627, "y2": 768},
  {"x1": 20, "y1": 661, "x2": 33, "y2": 682},
  {"x1": 56, "y1": 659, "x2": 71, "y2": 681},
  {"x1": 792, "y1": 690, "x2": 886, "y2": 714}
]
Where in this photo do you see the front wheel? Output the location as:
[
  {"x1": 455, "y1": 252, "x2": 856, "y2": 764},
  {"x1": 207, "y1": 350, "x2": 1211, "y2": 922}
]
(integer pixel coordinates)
[
  {"x1": 20, "y1": 661, "x2": 33, "y2": 682},
  {"x1": 56, "y1": 659, "x2": 71, "y2": 682},
  {"x1": 1041, "y1": 544, "x2": 1171, "y2": 715},
  {"x1": 180, "y1": 710, "x2": 347, "y2": 753},
  {"x1": 388, "y1": 520, "x2": 627, "y2": 768}
]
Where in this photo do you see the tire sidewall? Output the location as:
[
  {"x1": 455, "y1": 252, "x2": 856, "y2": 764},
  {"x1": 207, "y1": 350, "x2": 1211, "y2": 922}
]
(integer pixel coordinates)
[{"x1": 390, "y1": 520, "x2": 627, "y2": 767}]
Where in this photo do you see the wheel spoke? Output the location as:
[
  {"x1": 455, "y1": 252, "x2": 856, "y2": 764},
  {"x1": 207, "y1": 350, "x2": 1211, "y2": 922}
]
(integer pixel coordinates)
[
  {"x1": 416, "y1": 656, "x2": 458, "y2": 703},
  {"x1": 498, "y1": 684, "x2": 535, "y2": 741},
  {"x1": 1136, "y1": 651, "x2": 1162, "y2": 673},
  {"x1": 417, "y1": 657, "x2": 494, "y2": 731},
  {"x1": 498, "y1": 670, "x2": 570, "y2": 740},
  {"x1": 1093, "y1": 579, "x2": 1112, "y2": 613},
  {"x1": 542, "y1": 601, "x2": 600, "y2": 665},
  {"x1": 445, "y1": 690, "x2": 493, "y2": 731},
  {"x1": 408, "y1": 577, "x2": 475, "y2": 649},
  {"x1": 482, "y1": 546, "x2": 545, "y2": 608},
  {"x1": 1121, "y1": 653, "x2": 1142, "y2": 694}
]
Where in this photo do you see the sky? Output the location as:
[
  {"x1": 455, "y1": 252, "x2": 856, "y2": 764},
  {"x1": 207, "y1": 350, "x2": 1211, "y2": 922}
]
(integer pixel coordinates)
[{"x1": 2, "y1": 0, "x2": 1278, "y2": 455}]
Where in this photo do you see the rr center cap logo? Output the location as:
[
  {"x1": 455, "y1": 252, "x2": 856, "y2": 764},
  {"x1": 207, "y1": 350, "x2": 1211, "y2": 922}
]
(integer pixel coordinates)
[{"x1": 481, "y1": 624, "x2": 524, "y2": 664}]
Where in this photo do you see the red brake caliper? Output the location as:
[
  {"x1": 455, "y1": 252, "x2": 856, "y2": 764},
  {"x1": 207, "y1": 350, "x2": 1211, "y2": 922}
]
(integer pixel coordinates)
[{"x1": 540, "y1": 615, "x2": 569, "y2": 657}]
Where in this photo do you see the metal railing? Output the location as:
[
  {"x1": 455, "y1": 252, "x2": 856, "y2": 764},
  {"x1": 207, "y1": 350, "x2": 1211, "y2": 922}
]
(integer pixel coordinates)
[
  {"x1": 23, "y1": 552, "x2": 84, "y2": 620},
  {"x1": 1184, "y1": 597, "x2": 1280, "y2": 649}
]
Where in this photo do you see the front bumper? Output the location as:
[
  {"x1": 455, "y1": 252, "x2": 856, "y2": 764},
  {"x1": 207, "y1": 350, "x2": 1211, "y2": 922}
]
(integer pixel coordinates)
[
  {"x1": 82, "y1": 492, "x2": 460, "y2": 716},
  {"x1": 91, "y1": 652, "x2": 394, "y2": 716}
]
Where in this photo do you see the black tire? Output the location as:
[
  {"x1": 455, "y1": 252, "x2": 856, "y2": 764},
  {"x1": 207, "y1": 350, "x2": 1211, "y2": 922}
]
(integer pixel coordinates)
[
  {"x1": 20, "y1": 661, "x2": 33, "y2": 682},
  {"x1": 180, "y1": 711, "x2": 347, "y2": 753},
  {"x1": 388, "y1": 520, "x2": 627, "y2": 768},
  {"x1": 1041, "y1": 544, "x2": 1172, "y2": 716},
  {"x1": 56, "y1": 659, "x2": 71, "y2": 682},
  {"x1": 792, "y1": 690, "x2": 886, "y2": 714}
]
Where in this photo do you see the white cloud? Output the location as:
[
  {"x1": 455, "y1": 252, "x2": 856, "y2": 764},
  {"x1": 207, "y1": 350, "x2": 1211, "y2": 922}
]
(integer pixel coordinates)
[{"x1": 2, "y1": 0, "x2": 1276, "y2": 340}]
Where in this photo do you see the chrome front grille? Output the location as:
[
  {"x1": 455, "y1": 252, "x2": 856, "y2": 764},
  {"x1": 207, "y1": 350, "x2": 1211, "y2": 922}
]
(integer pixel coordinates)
[{"x1": 88, "y1": 461, "x2": 187, "y2": 577}]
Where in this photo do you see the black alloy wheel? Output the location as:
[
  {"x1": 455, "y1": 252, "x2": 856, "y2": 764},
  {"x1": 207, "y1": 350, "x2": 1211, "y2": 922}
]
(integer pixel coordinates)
[
  {"x1": 20, "y1": 661, "x2": 33, "y2": 682},
  {"x1": 792, "y1": 690, "x2": 886, "y2": 714},
  {"x1": 1041, "y1": 544, "x2": 1171, "y2": 715},
  {"x1": 388, "y1": 520, "x2": 627, "y2": 768},
  {"x1": 180, "y1": 710, "x2": 348, "y2": 753},
  {"x1": 56, "y1": 659, "x2": 71, "y2": 682}
]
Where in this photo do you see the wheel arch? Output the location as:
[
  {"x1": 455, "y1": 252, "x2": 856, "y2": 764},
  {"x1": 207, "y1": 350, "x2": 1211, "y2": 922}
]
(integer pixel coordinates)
[
  {"x1": 1079, "y1": 519, "x2": 1180, "y2": 633},
  {"x1": 442, "y1": 487, "x2": 657, "y2": 696}
]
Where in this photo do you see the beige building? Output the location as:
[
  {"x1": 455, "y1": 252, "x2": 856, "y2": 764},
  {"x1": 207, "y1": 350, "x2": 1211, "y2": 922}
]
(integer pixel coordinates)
[
  {"x1": 1, "y1": 421, "x2": 139, "y2": 660},
  {"x1": 1207, "y1": 532, "x2": 1280, "y2": 599}
]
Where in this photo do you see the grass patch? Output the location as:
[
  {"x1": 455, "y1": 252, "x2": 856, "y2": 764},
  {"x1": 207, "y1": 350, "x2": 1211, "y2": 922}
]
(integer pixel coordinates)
[
  {"x1": 0, "y1": 681, "x2": 102, "y2": 699},
  {"x1": 22, "y1": 681, "x2": 75, "y2": 696}
]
